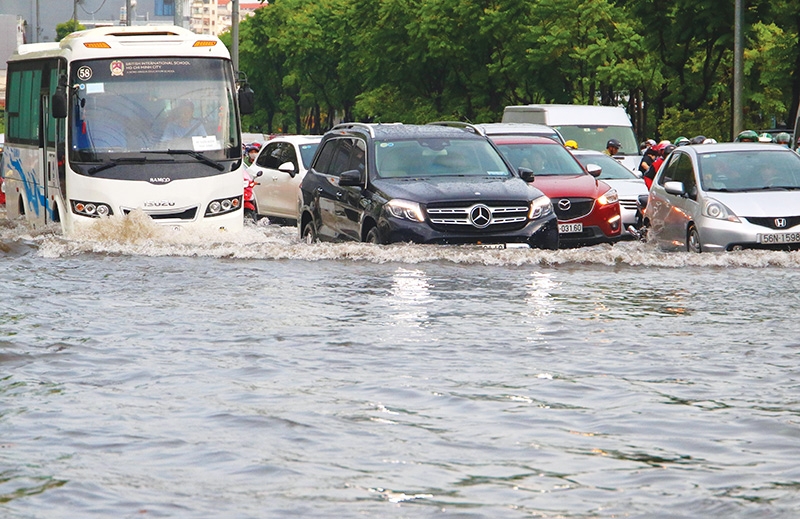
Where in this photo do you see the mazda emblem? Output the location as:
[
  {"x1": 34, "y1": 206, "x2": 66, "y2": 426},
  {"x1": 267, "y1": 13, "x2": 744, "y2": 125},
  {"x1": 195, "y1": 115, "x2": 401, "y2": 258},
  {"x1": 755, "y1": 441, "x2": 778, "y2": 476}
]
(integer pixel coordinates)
[
  {"x1": 558, "y1": 199, "x2": 572, "y2": 211},
  {"x1": 469, "y1": 204, "x2": 493, "y2": 228},
  {"x1": 775, "y1": 218, "x2": 787, "y2": 228}
]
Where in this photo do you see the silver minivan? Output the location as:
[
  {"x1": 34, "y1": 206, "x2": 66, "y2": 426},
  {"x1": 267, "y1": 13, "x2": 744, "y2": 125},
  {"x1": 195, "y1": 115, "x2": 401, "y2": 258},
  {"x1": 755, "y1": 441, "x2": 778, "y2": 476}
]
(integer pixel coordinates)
[{"x1": 645, "y1": 142, "x2": 800, "y2": 252}]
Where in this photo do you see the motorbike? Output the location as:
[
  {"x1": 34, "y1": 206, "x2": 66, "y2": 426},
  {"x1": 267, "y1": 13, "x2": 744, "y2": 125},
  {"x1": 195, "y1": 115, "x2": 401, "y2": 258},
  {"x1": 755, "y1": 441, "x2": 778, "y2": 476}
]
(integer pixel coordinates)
[
  {"x1": 626, "y1": 193, "x2": 650, "y2": 241},
  {"x1": 243, "y1": 170, "x2": 261, "y2": 222}
]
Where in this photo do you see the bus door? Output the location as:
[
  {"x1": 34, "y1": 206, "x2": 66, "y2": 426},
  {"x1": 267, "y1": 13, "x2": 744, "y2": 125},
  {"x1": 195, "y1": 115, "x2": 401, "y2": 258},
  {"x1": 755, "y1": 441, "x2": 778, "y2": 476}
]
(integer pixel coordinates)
[
  {"x1": 40, "y1": 93, "x2": 55, "y2": 224},
  {"x1": 42, "y1": 65, "x2": 64, "y2": 225}
]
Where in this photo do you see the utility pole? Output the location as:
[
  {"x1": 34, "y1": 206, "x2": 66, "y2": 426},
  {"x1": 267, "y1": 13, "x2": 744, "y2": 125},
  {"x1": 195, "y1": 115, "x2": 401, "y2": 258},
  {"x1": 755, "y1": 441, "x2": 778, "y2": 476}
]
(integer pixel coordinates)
[
  {"x1": 126, "y1": 0, "x2": 132, "y2": 25},
  {"x1": 35, "y1": 0, "x2": 40, "y2": 42},
  {"x1": 733, "y1": 0, "x2": 744, "y2": 139},
  {"x1": 232, "y1": 0, "x2": 239, "y2": 72},
  {"x1": 173, "y1": 0, "x2": 181, "y2": 27},
  {"x1": 73, "y1": 0, "x2": 78, "y2": 22}
]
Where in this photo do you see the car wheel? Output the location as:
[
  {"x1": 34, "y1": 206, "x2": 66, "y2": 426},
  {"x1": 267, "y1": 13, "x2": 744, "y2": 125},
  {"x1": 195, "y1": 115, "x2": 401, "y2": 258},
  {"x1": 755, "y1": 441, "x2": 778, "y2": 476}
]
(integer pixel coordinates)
[
  {"x1": 365, "y1": 226, "x2": 384, "y2": 245},
  {"x1": 302, "y1": 221, "x2": 318, "y2": 244},
  {"x1": 687, "y1": 224, "x2": 702, "y2": 253}
]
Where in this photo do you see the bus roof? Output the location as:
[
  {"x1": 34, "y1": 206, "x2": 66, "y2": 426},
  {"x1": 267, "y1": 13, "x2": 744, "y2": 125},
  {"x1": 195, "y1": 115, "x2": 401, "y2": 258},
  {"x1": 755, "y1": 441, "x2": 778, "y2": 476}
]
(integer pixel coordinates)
[{"x1": 10, "y1": 25, "x2": 231, "y2": 62}]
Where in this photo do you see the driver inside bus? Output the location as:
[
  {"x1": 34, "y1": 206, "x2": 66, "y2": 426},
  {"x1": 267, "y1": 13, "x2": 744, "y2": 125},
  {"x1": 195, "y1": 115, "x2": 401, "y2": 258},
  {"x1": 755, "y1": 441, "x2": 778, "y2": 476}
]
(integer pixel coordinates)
[{"x1": 160, "y1": 101, "x2": 207, "y2": 142}]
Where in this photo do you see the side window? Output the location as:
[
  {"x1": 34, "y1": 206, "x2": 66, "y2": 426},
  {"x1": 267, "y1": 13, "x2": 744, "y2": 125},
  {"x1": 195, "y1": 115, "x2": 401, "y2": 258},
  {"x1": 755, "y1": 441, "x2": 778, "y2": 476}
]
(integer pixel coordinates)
[
  {"x1": 312, "y1": 139, "x2": 337, "y2": 174},
  {"x1": 280, "y1": 143, "x2": 298, "y2": 169},
  {"x1": 347, "y1": 138, "x2": 367, "y2": 175},
  {"x1": 329, "y1": 138, "x2": 355, "y2": 176},
  {"x1": 673, "y1": 154, "x2": 697, "y2": 199},
  {"x1": 312, "y1": 137, "x2": 362, "y2": 177},
  {"x1": 256, "y1": 142, "x2": 282, "y2": 169},
  {"x1": 658, "y1": 152, "x2": 683, "y2": 186},
  {"x1": 6, "y1": 61, "x2": 44, "y2": 144}
]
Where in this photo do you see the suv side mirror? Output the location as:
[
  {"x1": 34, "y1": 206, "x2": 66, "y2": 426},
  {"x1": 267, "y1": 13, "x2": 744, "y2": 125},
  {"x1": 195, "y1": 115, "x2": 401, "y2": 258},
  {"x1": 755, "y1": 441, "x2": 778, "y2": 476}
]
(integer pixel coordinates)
[
  {"x1": 518, "y1": 167, "x2": 535, "y2": 182},
  {"x1": 585, "y1": 163, "x2": 602, "y2": 177},
  {"x1": 278, "y1": 161, "x2": 298, "y2": 177},
  {"x1": 338, "y1": 169, "x2": 363, "y2": 187}
]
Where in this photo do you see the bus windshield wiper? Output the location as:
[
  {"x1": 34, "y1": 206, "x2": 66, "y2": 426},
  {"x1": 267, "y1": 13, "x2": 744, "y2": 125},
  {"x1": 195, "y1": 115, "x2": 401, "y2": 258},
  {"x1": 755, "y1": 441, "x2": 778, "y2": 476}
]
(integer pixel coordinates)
[
  {"x1": 87, "y1": 156, "x2": 149, "y2": 175},
  {"x1": 143, "y1": 149, "x2": 225, "y2": 171}
]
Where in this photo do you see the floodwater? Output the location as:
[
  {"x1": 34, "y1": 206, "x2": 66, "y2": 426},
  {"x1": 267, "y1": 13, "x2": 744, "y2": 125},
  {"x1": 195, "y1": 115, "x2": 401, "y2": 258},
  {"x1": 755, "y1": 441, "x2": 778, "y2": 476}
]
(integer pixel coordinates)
[{"x1": 2, "y1": 211, "x2": 800, "y2": 518}]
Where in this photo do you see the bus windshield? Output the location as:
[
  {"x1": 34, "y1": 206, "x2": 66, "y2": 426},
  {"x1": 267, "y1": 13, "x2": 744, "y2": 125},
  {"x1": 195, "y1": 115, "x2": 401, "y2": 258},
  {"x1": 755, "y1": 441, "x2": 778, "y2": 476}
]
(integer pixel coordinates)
[{"x1": 69, "y1": 57, "x2": 240, "y2": 164}]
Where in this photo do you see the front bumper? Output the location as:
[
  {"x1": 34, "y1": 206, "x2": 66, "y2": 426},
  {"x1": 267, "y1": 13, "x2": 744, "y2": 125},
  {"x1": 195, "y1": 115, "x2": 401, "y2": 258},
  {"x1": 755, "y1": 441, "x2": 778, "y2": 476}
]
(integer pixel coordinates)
[
  {"x1": 381, "y1": 213, "x2": 559, "y2": 250},
  {"x1": 695, "y1": 216, "x2": 800, "y2": 252}
]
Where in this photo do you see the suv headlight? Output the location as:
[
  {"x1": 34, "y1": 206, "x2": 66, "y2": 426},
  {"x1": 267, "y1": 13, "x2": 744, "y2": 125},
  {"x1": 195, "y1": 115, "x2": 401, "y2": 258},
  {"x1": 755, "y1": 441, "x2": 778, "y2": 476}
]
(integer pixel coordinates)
[
  {"x1": 597, "y1": 188, "x2": 619, "y2": 205},
  {"x1": 529, "y1": 195, "x2": 553, "y2": 219},
  {"x1": 386, "y1": 199, "x2": 425, "y2": 222},
  {"x1": 703, "y1": 198, "x2": 740, "y2": 223}
]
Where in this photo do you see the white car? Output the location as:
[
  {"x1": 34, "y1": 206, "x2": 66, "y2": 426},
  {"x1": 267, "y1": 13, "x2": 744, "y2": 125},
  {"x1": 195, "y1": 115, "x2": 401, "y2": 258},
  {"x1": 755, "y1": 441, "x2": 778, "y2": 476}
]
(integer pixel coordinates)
[
  {"x1": 247, "y1": 135, "x2": 322, "y2": 224},
  {"x1": 569, "y1": 149, "x2": 648, "y2": 229},
  {"x1": 646, "y1": 142, "x2": 800, "y2": 252}
]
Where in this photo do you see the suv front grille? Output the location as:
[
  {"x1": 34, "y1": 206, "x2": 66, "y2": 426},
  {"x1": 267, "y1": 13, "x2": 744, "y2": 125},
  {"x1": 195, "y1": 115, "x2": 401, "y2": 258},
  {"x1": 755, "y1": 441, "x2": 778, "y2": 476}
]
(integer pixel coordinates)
[
  {"x1": 553, "y1": 197, "x2": 594, "y2": 221},
  {"x1": 426, "y1": 200, "x2": 529, "y2": 232}
]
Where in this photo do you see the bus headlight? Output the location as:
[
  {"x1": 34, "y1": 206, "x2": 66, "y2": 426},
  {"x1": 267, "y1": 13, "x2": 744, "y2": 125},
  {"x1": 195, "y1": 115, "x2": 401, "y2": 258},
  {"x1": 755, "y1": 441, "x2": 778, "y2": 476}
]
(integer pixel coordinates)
[
  {"x1": 205, "y1": 195, "x2": 243, "y2": 217},
  {"x1": 72, "y1": 200, "x2": 113, "y2": 218}
]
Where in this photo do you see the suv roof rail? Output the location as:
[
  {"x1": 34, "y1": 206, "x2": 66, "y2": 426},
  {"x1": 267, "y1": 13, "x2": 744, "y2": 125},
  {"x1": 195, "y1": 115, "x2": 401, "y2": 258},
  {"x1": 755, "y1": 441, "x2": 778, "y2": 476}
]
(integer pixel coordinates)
[
  {"x1": 426, "y1": 121, "x2": 485, "y2": 136},
  {"x1": 331, "y1": 122, "x2": 403, "y2": 138}
]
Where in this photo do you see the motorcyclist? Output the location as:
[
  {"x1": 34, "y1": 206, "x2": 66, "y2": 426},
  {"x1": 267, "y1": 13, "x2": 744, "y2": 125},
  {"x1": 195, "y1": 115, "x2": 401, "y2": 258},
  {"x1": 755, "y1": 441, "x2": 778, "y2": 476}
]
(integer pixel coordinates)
[
  {"x1": 243, "y1": 142, "x2": 261, "y2": 167},
  {"x1": 735, "y1": 130, "x2": 759, "y2": 143},
  {"x1": 775, "y1": 132, "x2": 792, "y2": 148},
  {"x1": 604, "y1": 138, "x2": 622, "y2": 156}
]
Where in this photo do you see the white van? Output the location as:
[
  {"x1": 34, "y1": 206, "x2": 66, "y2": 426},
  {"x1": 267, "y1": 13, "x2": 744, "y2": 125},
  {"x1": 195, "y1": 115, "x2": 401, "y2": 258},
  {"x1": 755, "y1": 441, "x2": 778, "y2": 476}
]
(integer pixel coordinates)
[{"x1": 502, "y1": 104, "x2": 641, "y2": 172}]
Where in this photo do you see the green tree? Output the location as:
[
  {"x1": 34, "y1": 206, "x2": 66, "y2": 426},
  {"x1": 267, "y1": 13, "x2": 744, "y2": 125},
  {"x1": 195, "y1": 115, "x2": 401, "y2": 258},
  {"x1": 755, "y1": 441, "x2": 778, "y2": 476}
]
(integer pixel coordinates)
[{"x1": 55, "y1": 19, "x2": 85, "y2": 42}]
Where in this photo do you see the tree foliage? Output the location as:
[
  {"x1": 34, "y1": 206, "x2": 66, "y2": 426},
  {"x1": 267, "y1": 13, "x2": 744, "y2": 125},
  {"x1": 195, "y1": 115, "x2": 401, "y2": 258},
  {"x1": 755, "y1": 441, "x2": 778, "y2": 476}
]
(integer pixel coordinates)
[
  {"x1": 232, "y1": 0, "x2": 796, "y2": 141},
  {"x1": 56, "y1": 20, "x2": 86, "y2": 42}
]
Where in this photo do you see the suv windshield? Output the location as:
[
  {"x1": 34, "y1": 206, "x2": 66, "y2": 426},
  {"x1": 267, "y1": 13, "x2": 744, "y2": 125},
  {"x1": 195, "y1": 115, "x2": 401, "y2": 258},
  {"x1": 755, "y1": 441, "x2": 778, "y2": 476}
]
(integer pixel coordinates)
[
  {"x1": 69, "y1": 57, "x2": 240, "y2": 165},
  {"x1": 375, "y1": 138, "x2": 511, "y2": 179},
  {"x1": 494, "y1": 143, "x2": 585, "y2": 176}
]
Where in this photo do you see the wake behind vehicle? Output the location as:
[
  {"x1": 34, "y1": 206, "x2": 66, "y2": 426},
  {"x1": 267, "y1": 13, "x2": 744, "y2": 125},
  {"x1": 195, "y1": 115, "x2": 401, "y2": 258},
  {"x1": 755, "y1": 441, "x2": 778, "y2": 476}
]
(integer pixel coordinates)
[
  {"x1": 487, "y1": 135, "x2": 622, "y2": 247},
  {"x1": 298, "y1": 123, "x2": 559, "y2": 249},
  {"x1": 2, "y1": 26, "x2": 253, "y2": 235},
  {"x1": 646, "y1": 142, "x2": 800, "y2": 252}
]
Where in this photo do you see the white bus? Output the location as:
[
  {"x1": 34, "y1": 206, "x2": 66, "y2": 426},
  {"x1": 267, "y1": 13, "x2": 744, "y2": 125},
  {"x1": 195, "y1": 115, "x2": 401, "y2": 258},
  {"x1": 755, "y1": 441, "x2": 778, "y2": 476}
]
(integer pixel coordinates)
[{"x1": 2, "y1": 25, "x2": 254, "y2": 234}]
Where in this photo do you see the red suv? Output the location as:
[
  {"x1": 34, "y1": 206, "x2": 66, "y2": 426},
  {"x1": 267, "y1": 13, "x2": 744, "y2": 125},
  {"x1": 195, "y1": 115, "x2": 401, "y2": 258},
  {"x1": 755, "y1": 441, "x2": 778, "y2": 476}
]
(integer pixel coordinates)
[{"x1": 489, "y1": 135, "x2": 622, "y2": 247}]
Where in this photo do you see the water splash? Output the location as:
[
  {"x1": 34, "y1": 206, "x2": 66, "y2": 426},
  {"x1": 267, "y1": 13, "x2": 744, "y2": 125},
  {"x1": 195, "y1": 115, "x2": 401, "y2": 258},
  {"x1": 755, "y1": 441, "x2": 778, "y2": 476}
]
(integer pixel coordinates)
[{"x1": 3, "y1": 209, "x2": 800, "y2": 267}]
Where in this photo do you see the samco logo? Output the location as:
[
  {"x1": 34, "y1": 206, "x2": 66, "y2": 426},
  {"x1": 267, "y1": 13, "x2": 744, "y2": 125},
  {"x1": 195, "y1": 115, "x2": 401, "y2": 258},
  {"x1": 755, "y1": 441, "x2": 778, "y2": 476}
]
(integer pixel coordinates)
[{"x1": 110, "y1": 60, "x2": 124, "y2": 77}]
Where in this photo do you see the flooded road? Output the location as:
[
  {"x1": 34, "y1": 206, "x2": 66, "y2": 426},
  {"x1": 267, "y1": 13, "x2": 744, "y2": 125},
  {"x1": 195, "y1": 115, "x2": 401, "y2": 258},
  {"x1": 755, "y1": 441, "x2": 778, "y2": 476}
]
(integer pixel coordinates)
[{"x1": 2, "y1": 213, "x2": 800, "y2": 518}]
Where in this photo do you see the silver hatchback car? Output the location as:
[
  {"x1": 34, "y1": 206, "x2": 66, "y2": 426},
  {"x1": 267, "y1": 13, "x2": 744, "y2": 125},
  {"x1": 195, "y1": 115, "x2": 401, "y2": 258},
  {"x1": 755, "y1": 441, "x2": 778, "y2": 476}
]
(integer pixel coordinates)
[{"x1": 646, "y1": 143, "x2": 800, "y2": 252}]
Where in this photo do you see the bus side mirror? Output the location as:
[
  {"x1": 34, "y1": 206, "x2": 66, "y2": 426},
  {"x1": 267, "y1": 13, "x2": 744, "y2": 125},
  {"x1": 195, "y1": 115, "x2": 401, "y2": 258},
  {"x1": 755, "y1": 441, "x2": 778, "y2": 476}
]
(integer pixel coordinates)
[
  {"x1": 238, "y1": 83, "x2": 255, "y2": 115},
  {"x1": 52, "y1": 75, "x2": 68, "y2": 119}
]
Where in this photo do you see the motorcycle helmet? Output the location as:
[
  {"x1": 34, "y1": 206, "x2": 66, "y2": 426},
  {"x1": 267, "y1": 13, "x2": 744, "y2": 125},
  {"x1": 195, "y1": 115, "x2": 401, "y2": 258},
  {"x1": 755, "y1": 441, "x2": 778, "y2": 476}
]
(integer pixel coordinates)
[
  {"x1": 758, "y1": 132, "x2": 774, "y2": 143},
  {"x1": 736, "y1": 130, "x2": 759, "y2": 142},
  {"x1": 775, "y1": 132, "x2": 792, "y2": 145},
  {"x1": 689, "y1": 135, "x2": 707, "y2": 145},
  {"x1": 564, "y1": 140, "x2": 578, "y2": 150},
  {"x1": 674, "y1": 136, "x2": 689, "y2": 146}
]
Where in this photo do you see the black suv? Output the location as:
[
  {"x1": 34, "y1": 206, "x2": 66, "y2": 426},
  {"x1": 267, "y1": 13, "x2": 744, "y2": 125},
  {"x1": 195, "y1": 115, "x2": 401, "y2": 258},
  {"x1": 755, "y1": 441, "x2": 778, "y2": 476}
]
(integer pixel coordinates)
[{"x1": 297, "y1": 123, "x2": 559, "y2": 249}]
